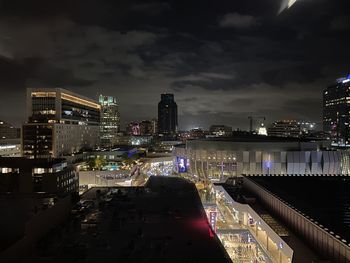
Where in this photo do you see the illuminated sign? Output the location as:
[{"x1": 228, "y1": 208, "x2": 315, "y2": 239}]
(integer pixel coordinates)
[
  {"x1": 209, "y1": 211, "x2": 217, "y2": 232},
  {"x1": 177, "y1": 157, "x2": 188, "y2": 173}
]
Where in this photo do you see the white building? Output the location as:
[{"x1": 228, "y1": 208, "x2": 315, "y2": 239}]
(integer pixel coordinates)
[
  {"x1": 174, "y1": 137, "x2": 349, "y2": 181},
  {"x1": 22, "y1": 88, "x2": 101, "y2": 158}
]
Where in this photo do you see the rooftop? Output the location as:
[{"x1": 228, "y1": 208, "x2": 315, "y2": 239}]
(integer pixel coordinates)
[
  {"x1": 250, "y1": 177, "x2": 350, "y2": 244},
  {"x1": 0, "y1": 157, "x2": 66, "y2": 168},
  {"x1": 30, "y1": 176, "x2": 231, "y2": 262}
]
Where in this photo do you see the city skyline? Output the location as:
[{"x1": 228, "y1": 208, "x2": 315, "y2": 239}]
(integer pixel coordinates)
[{"x1": 0, "y1": 0, "x2": 350, "y2": 130}]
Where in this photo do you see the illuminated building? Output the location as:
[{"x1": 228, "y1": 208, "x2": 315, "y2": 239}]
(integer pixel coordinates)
[
  {"x1": 0, "y1": 139, "x2": 21, "y2": 157},
  {"x1": 0, "y1": 120, "x2": 20, "y2": 140},
  {"x1": 267, "y1": 120, "x2": 301, "y2": 138},
  {"x1": 22, "y1": 88, "x2": 101, "y2": 158},
  {"x1": 189, "y1": 128, "x2": 206, "y2": 139},
  {"x1": 174, "y1": 137, "x2": 350, "y2": 181},
  {"x1": 257, "y1": 123, "x2": 267, "y2": 136},
  {"x1": 158, "y1": 94, "x2": 178, "y2": 135},
  {"x1": 209, "y1": 125, "x2": 232, "y2": 137},
  {"x1": 128, "y1": 122, "x2": 141, "y2": 136},
  {"x1": 99, "y1": 95, "x2": 120, "y2": 147},
  {"x1": 323, "y1": 76, "x2": 350, "y2": 147},
  {"x1": 151, "y1": 118, "x2": 158, "y2": 134},
  {"x1": 298, "y1": 121, "x2": 316, "y2": 135},
  {"x1": 0, "y1": 157, "x2": 78, "y2": 194}
]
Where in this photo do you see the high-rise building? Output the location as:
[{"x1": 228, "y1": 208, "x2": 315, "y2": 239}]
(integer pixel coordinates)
[
  {"x1": 0, "y1": 120, "x2": 20, "y2": 140},
  {"x1": 158, "y1": 94, "x2": 178, "y2": 135},
  {"x1": 22, "y1": 88, "x2": 101, "y2": 158},
  {"x1": 99, "y1": 95, "x2": 120, "y2": 147},
  {"x1": 267, "y1": 120, "x2": 301, "y2": 138},
  {"x1": 323, "y1": 76, "x2": 350, "y2": 146}
]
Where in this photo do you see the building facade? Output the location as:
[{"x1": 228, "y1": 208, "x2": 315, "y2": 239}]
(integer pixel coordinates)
[
  {"x1": 0, "y1": 139, "x2": 21, "y2": 157},
  {"x1": 323, "y1": 76, "x2": 350, "y2": 146},
  {"x1": 158, "y1": 94, "x2": 178, "y2": 135},
  {"x1": 0, "y1": 158, "x2": 78, "y2": 194},
  {"x1": 174, "y1": 138, "x2": 349, "y2": 181},
  {"x1": 22, "y1": 88, "x2": 100, "y2": 158},
  {"x1": 0, "y1": 120, "x2": 20, "y2": 140},
  {"x1": 267, "y1": 120, "x2": 301, "y2": 138},
  {"x1": 209, "y1": 125, "x2": 233, "y2": 137},
  {"x1": 99, "y1": 95, "x2": 120, "y2": 147},
  {"x1": 139, "y1": 120, "x2": 153, "y2": 135}
]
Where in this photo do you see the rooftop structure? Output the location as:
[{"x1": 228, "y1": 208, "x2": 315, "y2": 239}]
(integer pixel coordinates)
[
  {"x1": 0, "y1": 157, "x2": 78, "y2": 195},
  {"x1": 27, "y1": 176, "x2": 231, "y2": 262}
]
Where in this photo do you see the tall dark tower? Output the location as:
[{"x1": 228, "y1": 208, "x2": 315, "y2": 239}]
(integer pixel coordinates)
[{"x1": 158, "y1": 93, "x2": 178, "y2": 135}]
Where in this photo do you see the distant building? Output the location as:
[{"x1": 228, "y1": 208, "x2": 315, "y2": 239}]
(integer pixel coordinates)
[
  {"x1": 174, "y1": 137, "x2": 347, "y2": 181},
  {"x1": 298, "y1": 121, "x2": 316, "y2": 135},
  {"x1": 99, "y1": 95, "x2": 120, "y2": 147},
  {"x1": 267, "y1": 120, "x2": 301, "y2": 138},
  {"x1": 189, "y1": 128, "x2": 206, "y2": 139},
  {"x1": 128, "y1": 122, "x2": 141, "y2": 136},
  {"x1": 139, "y1": 120, "x2": 153, "y2": 135},
  {"x1": 151, "y1": 118, "x2": 158, "y2": 134},
  {"x1": 0, "y1": 120, "x2": 20, "y2": 140},
  {"x1": 158, "y1": 94, "x2": 178, "y2": 135},
  {"x1": 0, "y1": 158, "x2": 78, "y2": 194},
  {"x1": 0, "y1": 139, "x2": 21, "y2": 157},
  {"x1": 209, "y1": 125, "x2": 233, "y2": 137},
  {"x1": 22, "y1": 88, "x2": 101, "y2": 158},
  {"x1": 323, "y1": 76, "x2": 350, "y2": 146}
]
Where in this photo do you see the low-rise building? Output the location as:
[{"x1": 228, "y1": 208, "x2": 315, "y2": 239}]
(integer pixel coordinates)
[{"x1": 0, "y1": 158, "x2": 78, "y2": 195}]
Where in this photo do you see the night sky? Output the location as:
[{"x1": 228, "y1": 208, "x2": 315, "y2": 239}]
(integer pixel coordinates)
[{"x1": 0, "y1": 0, "x2": 350, "y2": 130}]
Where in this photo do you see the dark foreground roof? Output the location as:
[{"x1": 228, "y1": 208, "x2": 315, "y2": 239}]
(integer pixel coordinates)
[
  {"x1": 30, "y1": 176, "x2": 231, "y2": 263},
  {"x1": 250, "y1": 177, "x2": 350, "y2": 243}
]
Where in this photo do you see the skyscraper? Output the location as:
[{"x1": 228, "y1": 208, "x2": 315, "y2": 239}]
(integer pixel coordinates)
[
  {"x1": 323, "y1": 76, "x2": 350, "y2": 146},
  {"x1": 158, "y1": 94, "x2": 178, "y2": 135},
  {"x1": 22, "y1": 88, "x2": 101, "y2": 158},
  {"x1": 99, "y1": 95, "x2": 120, "y2": 147}
]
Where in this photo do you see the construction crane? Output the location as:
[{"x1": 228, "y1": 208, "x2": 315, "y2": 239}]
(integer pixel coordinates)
[{"x1": 248, "y1": 114, "x2": 266, "y2": 133}]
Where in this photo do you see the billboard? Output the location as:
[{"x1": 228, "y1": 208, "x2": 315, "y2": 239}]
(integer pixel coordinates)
[{"x1": 177, "y1": 157, "x2": 188, "y2": 173}]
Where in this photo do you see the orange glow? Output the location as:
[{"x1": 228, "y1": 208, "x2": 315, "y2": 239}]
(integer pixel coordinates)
[
  {"x1": 31, "y1": 92, "x2": 56, "y2": 97},
  {"x1": 61, "y1": 93, "x2": 101, "y2": 110}
]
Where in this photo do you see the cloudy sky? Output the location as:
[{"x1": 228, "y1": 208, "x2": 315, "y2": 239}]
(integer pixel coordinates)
[{"x1": 0, "y1": 0, "x2": 350, "y2": 130}]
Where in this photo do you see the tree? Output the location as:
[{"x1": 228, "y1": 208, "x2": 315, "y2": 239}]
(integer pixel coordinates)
[{"x1": 87, "y1": 157, "x2": 107, "y2": 170}]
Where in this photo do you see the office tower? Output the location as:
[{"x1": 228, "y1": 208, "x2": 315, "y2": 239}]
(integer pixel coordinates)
[
  {"x1": 0, "y1": 120, "x2": 20, "y2": 140},
  {"x1": 158, "y1": 94, "x2": 178, "y2": 135},
  {"x1": 99, "y1": 95, "x2": 120, "y2": 147},
  {"x1": 22, "y1": 88, "x2": 101, "y2": 158},
  {"x1": 323, "y1": 76, "x2": 350, "y2": 146},
  {"x1": 267, "y1": 120, "x2": 301, "y2": 138}
]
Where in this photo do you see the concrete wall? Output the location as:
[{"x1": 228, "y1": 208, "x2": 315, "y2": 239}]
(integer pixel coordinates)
[{"x1": 243, "y1": 177, "x2": 350, "y2": 263}]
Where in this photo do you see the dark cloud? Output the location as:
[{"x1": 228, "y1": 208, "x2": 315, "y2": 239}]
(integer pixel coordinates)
[
  {"x1": 0, "y1": 0, "x2": 350, "y2": 129},
  {"x1": 219, "y1": 13, "x2": 258, "y2": 29}
]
